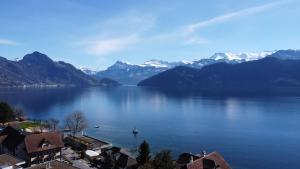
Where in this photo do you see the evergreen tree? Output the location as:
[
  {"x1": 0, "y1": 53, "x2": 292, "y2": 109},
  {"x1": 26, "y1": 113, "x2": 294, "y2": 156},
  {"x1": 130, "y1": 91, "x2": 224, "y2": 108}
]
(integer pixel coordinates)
[
  {"x1": 0, "y1": 102, "x2": 16, "y2": 124},
  {"x1": 137, "y1": 140, "x2": 151, "y2": 165},
  {"x1": 102, "y1": 153, "x2": 116, "y2": 169},
  {"x1": 152, "y1": 150, "x2": 175, "y2": 169},
  {"x1": 139, "y1": 163, "x2": 154, "y2": 169}
]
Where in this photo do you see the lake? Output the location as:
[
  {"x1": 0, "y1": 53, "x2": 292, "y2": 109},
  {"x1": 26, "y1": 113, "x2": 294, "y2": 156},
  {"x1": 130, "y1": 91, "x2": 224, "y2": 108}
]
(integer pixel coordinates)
[{"x1": 0, "y1": 86, "x2": 299, "y2": 169}]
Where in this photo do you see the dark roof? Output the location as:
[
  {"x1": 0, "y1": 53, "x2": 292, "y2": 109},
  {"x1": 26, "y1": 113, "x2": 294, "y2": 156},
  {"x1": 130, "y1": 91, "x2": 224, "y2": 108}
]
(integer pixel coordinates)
[
  {"x1": 102, "y1": 146, "x2": 121, "y2": 155},
  {"x1": 79, "y1": 135, "x2": 110, "y2": 149},
  {"x1": 0, "y1": 126, "x2": 25, "y2": 151},
  {"x1": 28, "y1": 160, "x2": 79, "y2": 169},
  {"x1": 177, "y1": 152, "x2": 231, "y2": 169},
  {"x1": 0, "y1": 154, "x2": 25, "y2": 166},
  {"x1": 0, "y1": 135, "x2": 8, "y2": 143},
  {"x1": 65, "y1": 135, "x2": 110, "y2": 149},
  {"x1": 24, "y1": 132, "x2": 64, "y2": 154},
  {"x1": 177, "y1": 153, "x2": 201, "y2": 165},
  {"x1": 117, "y1": 153, "x2": 137, "y2": 168}
]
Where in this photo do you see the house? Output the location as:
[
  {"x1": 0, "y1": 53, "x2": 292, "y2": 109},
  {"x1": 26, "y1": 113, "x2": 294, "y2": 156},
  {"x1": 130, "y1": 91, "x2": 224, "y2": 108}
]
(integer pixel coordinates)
[
  {"x1": 0, "y1": 154, "x2": 26, "y2": 169},
  {"x1": 24, "y1": 132, "x2": 64, "y2": 166},
  {"x1": 64, "y1": 135, "x2": 111, "y2": 153},
  {"x1": 116, "y1": 153, "x2": 137, "y2": 169},
  {"x1": 176, "y1": 151, "x2": 231, "y2": 169},
  {"x1": 27, "y1": 160, "x2": 79, "y2": 169},
  {"x1": 0, "y1": 126, "x2": 64, "y2": 167},
  {"x1": 101, "y1": 146, "x2": 137, "y2": 169}
]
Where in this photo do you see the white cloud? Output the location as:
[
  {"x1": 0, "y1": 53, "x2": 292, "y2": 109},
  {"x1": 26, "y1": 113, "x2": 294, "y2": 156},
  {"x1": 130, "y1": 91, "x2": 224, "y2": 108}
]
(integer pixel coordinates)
[
  {"x1": 99, "y1": 13, "x2": 156, "y2": 35},
  {"x1": 78, "y1": 1, "x2": 288, "y2": 53},
  {"x1": 0, "y1": 38, "x2": 17, "y2": 45},
  {"x1": 78, "y1": 12, "x2": 156, "y2": 56},
  {"x1": 184, "y1": 36, "x2": 209, "y2": 45},
  {"x1": 81, "y1": 35, "x2": 139, "y2": 55},
  {"x1": 184, "y1": 0, "x2": 286, "y2": 34}
]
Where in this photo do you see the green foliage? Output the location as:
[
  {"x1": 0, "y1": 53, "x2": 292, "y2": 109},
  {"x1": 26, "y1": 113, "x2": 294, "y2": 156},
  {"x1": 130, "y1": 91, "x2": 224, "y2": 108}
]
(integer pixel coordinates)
[
  {"x1": 19, "y1": 121, "x2": 41, "y2": 129},
  {"x1": 137, "y1": 140, "x2": 151, "y2": 165},
  {"x1": 13, "y1": 107, "x2": 25, "y2": 120},
  {"x1": 0, "y1": 102, "x2": 16, "y2": 123},
  {"x1": 138, "y1": 163, "x2": 154, "y2": 169},
  {"x1": 152, "y1": 150, "x2": 175, "y2": 169}
]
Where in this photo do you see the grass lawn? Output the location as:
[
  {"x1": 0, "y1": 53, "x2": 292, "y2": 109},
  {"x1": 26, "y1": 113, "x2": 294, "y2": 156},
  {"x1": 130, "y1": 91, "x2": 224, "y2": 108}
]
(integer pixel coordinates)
[{"x1": 19, "y1": 121, "x2": 41, "y2": 129}]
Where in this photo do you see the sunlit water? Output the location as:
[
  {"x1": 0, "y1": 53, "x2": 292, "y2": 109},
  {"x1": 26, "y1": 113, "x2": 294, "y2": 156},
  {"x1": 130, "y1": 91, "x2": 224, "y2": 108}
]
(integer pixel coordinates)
[{"x1": 0, "y1": 86, "x2": 299, "y2": 169}]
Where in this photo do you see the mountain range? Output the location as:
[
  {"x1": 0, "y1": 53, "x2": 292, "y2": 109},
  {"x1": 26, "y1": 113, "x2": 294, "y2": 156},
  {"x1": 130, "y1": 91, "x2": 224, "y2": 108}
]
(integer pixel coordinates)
[
  {"x1": 138, "y1": 50, "x2": 300, "y2": 91},
  {"x1": 93, "y1": 51, "x2": 274, "y2": 85},
  {"x1": 1, "y1": 50, "x2": 297, "y2": 89},
  {"x1": 0, "y1": 51, "x2": 119, "y2": 87}
]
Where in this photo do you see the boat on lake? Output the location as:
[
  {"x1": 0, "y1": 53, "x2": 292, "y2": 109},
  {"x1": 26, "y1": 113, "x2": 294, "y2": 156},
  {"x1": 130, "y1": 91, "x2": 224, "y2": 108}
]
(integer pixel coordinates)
[{"x1": 132, "y1": 127, "x2": 138, "y2": 134}]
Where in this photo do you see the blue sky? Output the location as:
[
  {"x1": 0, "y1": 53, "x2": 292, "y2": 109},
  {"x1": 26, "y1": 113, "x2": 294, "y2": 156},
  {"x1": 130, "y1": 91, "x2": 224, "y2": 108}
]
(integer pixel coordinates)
[{"x1": 0, "y1": 0, "x2": 300, "y2": 69}]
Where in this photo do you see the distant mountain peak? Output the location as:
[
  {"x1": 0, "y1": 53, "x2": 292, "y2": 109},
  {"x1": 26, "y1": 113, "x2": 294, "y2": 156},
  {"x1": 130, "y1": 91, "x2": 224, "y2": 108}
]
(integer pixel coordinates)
[
  {"x1": 110, "y1": 60, "x2": 134, "y2": 70},
  {"x1": 0, "y1": 51, "x2": 116, "y2": 87},
  {"x1": 141, "y1": 59, "x2": 170, "y2": 68},
  {"x1": 80, "y1": 67, "x2": 98, "y2": 75},
  {"x1": 268, "y1": 49, "x2": 300, "y2": 60},
  {"x1": 138, "y1": 53, "x2": 300, "y2": 90},
  {"x1": 115, "y1": 60, "x2": 133, "y2": 65},
  {"x1": 21, "y1": 51, "x2": 53, "y2": 64},
  {"x1": 210, "y1": 51, "x2": 275, "y2": 61}
]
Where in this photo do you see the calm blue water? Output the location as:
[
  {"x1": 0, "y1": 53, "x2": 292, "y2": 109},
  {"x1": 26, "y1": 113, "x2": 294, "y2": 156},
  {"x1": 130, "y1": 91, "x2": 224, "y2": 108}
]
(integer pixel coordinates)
[{"x1": 0, "y1": 86, "x2": 299, "y2": 169}]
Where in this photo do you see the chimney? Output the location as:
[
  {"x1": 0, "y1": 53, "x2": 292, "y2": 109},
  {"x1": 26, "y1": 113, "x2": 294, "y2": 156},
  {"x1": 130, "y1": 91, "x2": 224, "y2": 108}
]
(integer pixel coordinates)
[
  {"x1": 202, "y1": 150, "x2": 207, "y2": 157},
  {"x1": 189, "y1": 152, "x2": 194, "y2": 163}
]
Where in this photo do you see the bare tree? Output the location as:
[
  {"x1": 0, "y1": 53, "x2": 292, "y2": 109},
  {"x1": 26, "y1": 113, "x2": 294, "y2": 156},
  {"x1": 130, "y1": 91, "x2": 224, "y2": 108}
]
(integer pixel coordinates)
[
  {"x1": 65, "y1": 111, "x2": 88, "y2": 136},
  {"x1": 48, "y1": 118, "x2": 59, "y2": 131},
  {"x1": 39, "y1": 120, "x2": 48, "y2": 133},
  {"x1": 13, "y1": 107, "x2": 25, "y2": 121}
]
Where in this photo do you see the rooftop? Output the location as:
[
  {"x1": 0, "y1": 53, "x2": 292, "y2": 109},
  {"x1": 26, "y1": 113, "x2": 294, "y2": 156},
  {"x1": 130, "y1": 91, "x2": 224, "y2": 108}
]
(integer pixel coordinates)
[
  {"x1": 0, "y1": 154, "x2": 25, "y2": 168},
  {"x1": 28, "y1": 160, "x2": 79, "y2": 169},
  {"x1": 176, "y1": 153, "x2": 201, "y2": 165},
  {"x1": 177, "y1": 152, "x2": 231, "y2": 169},
  {"x1": 25, "y1": 132, "x2": 64, "y2": 154},
  {"x1": 66, "y1": 135, "x2": 111, "y2": 149}
]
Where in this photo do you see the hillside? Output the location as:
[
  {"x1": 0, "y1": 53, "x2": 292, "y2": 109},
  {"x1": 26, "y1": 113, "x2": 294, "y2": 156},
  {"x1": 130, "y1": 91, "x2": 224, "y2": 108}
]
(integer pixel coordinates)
[
  {"x1": 0, "y1": 52, "x2": 119, "y2": 87},
  {"x1": 138, "y1": 50, "x2": 300, "y2": 91}
]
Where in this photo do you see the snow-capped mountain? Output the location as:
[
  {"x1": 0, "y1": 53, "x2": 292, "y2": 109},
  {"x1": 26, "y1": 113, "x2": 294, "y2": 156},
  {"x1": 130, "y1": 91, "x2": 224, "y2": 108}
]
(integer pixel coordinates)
[
  {"x1": 140, "y1": 59, "x2": 192, "y2": 68},
  {"x1": 138, "y1": 50, "x2": 300, "y2": 90},
  {"x1": 210, "y1": 51, "x2": 275, "y2": 61},
  {"x1": 94, "y1": 60, "x2": 169, "y2": 85},
  {"x1": 93, "y1": 51, "x2": 276, "y2": 85},
  {"x1": 80, "y1": 67, "x2": 98, "y2": 75}
]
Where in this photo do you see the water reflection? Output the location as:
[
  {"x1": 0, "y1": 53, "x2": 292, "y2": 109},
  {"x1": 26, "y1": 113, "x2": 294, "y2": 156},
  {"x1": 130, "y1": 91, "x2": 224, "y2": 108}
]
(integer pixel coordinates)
[
  {"x1": 0, "y1": 87, "x2": 86, "y2": 116},
  {"x1": 0, "y1": 86, "x2": 299, "y2": 169}
]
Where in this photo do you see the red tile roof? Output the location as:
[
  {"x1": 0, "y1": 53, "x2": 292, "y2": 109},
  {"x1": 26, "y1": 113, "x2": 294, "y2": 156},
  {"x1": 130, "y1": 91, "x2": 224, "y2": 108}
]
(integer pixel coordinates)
[
  {"x1": 178, "y1": 152, "x2": 231, "y2": 169},
  {"x1": 185, "y1": 158, "x2": 203, "y2": 169},
  {"x1": 0, "y1": 154, "x2": 25, "y2": 166},
  {"x1": 204, "y1": 152, "x2": 231, "y2": 169},
  {"x1": 24, "y1": 132, "x2": 64, "y2": 154}
]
